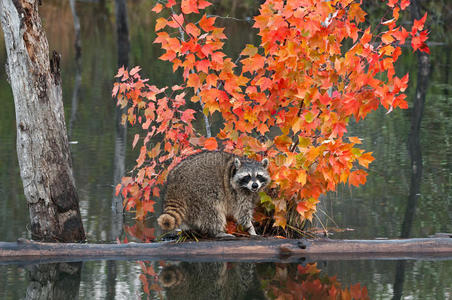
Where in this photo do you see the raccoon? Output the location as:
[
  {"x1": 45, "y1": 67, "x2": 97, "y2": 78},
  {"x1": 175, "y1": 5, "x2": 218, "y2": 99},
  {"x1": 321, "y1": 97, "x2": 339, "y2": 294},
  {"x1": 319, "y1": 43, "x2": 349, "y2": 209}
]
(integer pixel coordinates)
[{"x1": 157, "y1": 151, "x2": 270, "y2": 237}]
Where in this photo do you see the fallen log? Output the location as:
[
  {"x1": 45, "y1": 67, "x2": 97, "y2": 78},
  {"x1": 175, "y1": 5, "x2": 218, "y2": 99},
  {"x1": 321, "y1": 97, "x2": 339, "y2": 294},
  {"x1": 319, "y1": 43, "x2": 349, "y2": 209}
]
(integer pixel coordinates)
[{"x1": 1, "y1": 237, "x2": 451, "y2": 264}]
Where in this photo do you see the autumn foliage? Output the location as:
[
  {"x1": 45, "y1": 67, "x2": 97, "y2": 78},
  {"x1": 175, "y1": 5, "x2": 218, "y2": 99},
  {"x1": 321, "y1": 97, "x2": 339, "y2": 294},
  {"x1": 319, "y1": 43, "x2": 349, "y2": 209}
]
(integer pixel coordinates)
[{"x1": 113, "y1": 0, "x2": 429, "y2": 230}]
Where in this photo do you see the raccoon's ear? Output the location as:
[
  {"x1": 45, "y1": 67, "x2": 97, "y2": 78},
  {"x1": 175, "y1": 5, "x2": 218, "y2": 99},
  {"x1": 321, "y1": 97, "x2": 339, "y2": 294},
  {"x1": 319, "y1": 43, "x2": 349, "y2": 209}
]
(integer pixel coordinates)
[
  {"x1": 234, "y1": 157, "x2": 241, "y2": 169},
  {"x1": 261, "y1": 158, "x2": 269, "y2": 168}
]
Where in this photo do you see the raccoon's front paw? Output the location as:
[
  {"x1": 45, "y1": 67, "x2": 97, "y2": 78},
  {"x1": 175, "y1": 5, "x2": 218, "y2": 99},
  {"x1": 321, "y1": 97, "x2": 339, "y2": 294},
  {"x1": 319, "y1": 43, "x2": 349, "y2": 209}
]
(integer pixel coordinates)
[
  {"x1": 215, "y1": 232, "x2": 236, "y2": 239},
  {"x1": 247, "y1": 226, "x2": 257, "y2": 236}
]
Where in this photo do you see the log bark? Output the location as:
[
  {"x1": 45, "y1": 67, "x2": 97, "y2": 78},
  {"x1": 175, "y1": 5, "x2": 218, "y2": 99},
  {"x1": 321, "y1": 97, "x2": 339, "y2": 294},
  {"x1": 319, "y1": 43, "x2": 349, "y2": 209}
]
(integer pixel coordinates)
[
  {"x1": 1, "y1": 237, "x2": 451, "y2": 264},
  {"x1": 0, "y1": 0, "x2": 85, "y2": 242}
]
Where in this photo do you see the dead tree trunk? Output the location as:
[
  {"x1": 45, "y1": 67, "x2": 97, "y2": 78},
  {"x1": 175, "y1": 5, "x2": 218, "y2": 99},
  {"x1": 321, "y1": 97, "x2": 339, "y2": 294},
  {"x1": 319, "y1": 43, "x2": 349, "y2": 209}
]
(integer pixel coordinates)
[{"x1": 0, "y1": 0, "x2": 85, "y2": 242}]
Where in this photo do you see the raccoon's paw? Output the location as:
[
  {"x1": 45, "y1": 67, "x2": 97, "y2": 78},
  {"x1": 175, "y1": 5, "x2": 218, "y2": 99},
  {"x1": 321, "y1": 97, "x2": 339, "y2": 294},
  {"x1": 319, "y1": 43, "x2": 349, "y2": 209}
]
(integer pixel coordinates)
[
  {"x1": 157, "y1": 214, "x2": 176, "y2": 231},
  {"x1": 247, "y1": 226, "x2": 257, "y2": 236},
  {"x1": 215, "y1": 232, "x2": 236, "y2": 239}
]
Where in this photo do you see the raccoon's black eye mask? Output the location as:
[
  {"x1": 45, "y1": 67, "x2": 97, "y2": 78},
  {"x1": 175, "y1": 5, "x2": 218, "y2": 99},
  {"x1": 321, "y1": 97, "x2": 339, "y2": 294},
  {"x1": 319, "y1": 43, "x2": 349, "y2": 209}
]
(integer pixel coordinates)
[
  {"x1": 239, "y1": 175, "x2": 251, "y2": 186},
  {"x1": 257, "y1": 174, "x2": 267, "y2": 183}
]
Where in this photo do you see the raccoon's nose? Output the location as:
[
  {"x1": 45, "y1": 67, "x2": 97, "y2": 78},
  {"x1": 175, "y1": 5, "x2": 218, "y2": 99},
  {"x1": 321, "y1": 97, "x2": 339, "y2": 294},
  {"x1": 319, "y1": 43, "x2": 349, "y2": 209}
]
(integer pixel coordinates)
[{"x1": 252, "y1": 183, "x2": 259, "y2": 190}]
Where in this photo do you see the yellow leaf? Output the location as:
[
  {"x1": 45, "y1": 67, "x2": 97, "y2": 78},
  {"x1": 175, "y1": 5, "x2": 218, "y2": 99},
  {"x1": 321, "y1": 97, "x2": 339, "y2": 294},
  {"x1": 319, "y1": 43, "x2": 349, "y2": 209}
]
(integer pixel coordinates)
[
  {"x1": 240, "y1": 44, "x2": 258, "y2": 57},
  {"x1": 296, "y1": 170, "x2": 307, "y2": 185}
]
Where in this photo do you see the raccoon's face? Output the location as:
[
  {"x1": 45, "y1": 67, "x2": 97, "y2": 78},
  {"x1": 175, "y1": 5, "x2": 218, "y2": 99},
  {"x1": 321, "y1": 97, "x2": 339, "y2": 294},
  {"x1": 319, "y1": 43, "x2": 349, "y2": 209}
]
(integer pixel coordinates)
[{"x1": 231, "y1": 157, "x2": 270, "y2": 193}]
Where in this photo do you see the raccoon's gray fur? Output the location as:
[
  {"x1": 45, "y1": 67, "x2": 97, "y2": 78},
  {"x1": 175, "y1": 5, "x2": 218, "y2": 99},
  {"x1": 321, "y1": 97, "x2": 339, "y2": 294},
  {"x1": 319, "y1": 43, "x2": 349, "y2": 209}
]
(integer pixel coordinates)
[{"x1": 157, "y1": 151, "x2": 270, "y2": 237}]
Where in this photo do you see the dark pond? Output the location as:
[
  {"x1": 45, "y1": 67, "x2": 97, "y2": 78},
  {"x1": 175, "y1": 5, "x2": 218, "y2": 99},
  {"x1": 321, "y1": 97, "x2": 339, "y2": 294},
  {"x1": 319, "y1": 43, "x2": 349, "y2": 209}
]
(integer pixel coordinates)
[{"x1": 0, "y1": 0, "x2": 451, "y2": 299}]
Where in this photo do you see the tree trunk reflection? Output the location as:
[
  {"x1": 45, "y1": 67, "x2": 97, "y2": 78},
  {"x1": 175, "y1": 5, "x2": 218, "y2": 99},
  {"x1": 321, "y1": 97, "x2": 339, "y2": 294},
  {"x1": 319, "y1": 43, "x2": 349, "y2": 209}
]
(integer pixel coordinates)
[
  {"x1": 393, "y1": 1, "x2": 430, "y2": 299},
  {"x1": 25, "y1": 263, "x2": 82, "y2": 300}
]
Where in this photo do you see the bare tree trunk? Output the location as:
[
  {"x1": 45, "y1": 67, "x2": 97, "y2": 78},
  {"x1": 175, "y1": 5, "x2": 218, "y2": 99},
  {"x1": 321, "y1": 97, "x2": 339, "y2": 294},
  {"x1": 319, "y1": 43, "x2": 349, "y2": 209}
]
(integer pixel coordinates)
[{"x1": 0, "y1": 0, "x2": 85, "y2": 242}]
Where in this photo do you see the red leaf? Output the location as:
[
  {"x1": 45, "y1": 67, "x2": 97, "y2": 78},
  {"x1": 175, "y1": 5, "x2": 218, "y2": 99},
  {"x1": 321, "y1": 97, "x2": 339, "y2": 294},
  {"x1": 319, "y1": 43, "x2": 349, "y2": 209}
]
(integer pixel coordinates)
[
  {"x1": 201, "y1": 44, "x2": 213, "y2": 57},
  {"x1": 171, "y1": 14, "x2": 184, "y2": 27},
  {"x1": 198, "y1": 0, "x2": 212, "y2": 9},
  {"x1": 387, "y1": 0, "x2": 398, "y2": 8},
  {"x1": 115, "y1": 183, "x2": 122, "y2": 196},
  {"x1": 411, "y1": 12, "x2": 427, "y2": 34},
  {"x1": 165, "y1": 0, "x2": 176, "y2": 8},
  {"x1": 392, "y1": 27, "x2": 409, "y2": 44},
  {"x1": 400, "y1": 0, "x2": 410, "y2": 9},
  {"x1": 181, "y1": 109, "x2": 196, "y2": 123},
  {"x1": 196, "y1": 59, "x2": 210, "y2": 73}
]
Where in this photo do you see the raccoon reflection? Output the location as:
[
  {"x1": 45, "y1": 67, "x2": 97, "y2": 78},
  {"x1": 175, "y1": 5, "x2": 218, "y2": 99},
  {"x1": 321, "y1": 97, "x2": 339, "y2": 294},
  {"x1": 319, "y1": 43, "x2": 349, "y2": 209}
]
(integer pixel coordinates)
[
  {"x1": 157, "y1": 151, "x2": 270, "y2": 237},
  {"x1": 159, "y1": 262, "x2": 264, "y2": 300}
]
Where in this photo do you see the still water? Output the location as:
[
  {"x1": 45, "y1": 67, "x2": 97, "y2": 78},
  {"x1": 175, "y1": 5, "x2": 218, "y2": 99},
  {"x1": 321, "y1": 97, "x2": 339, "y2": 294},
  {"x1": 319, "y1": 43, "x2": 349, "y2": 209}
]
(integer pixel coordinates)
[{"x1": 0, "y1": 0, "x2": 451, "y2": 299}]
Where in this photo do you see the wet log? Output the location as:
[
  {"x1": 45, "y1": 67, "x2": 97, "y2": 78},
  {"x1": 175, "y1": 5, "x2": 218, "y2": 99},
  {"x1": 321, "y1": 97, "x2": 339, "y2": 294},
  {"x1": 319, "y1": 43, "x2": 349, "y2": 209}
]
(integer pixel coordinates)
[{"x1": 1, "y1": 237, "x2": 452, "y2": 264}]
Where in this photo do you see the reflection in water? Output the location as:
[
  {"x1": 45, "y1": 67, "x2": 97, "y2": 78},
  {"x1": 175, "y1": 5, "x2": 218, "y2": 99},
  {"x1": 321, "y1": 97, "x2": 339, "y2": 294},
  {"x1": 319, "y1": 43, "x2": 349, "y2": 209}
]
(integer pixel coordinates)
[
  {"x1": 138, "y1": 261, "x2": 369, "y2": 300},
  {"x1": 25, "y1": 263, "x2": 82, "y2": 300},
  {"x1": 160, "y1": 262, "x2": 263, "y2": 300},
  {"x1": 68, "y1": 0, "x2": 82, "y2": 139},
  {"x1": 393, "y1": 4, "x2": 431, "y2": 299}
]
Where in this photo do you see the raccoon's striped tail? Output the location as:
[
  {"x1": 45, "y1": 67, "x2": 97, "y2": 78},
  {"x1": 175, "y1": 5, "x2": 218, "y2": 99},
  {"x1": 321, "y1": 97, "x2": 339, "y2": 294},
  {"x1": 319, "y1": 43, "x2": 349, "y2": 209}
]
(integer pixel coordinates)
[{"x1": 157, "y1": 200, "x2": 186, "y2": 231}]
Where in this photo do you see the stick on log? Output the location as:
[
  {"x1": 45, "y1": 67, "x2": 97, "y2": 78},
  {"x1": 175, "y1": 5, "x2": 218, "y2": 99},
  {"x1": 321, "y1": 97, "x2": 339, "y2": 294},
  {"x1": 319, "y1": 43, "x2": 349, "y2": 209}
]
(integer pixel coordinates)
[{"x1": 1, "y1": 237, "x2": 451, "y2": 264}]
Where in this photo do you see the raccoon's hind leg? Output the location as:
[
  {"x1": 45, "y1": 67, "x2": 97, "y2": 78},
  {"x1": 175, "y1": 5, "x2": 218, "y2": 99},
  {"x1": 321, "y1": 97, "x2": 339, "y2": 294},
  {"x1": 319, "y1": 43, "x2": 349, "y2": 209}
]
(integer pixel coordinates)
[{"x1": 194, "y1": 203, "x2": 233, "y2": 238}]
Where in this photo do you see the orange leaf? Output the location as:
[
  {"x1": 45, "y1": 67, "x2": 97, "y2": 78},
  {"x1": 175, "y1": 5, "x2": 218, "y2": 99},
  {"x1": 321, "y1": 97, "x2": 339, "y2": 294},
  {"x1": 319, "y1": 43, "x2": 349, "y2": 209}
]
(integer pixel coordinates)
[
  {"x1": 199, "y1": 15, "x2": 216, "y2": 32},
  {"x1": 155, "y1": 18, "x2": 167, "y2": 31},
  {"x1": 204, "y1": 137, "x2": 218, "y2": 150},
  {"x1": 152, "y1": 3, "x2": 163, "y2": 13},
  {"x1": 159, "y1": 50, "x2": 176, "y2": 61},
  {"x1": 186, "y1": 23, "x2": 200, "y2": 38},
  {"x1": 349, "y1": 170, "x2": 368, "y2": 187},
  {"x1": 357, "y1": 152, "x2": 375, "y2": 168},
  {"x1": 348, "y1": 136, "x2": 362, "y2": 144},
  {"x1": 181, "y1": 0, "x2": 199, "y2": 14},
  {"x1": 187, "y1": 73, "x2": 202, "y2": 89}
]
